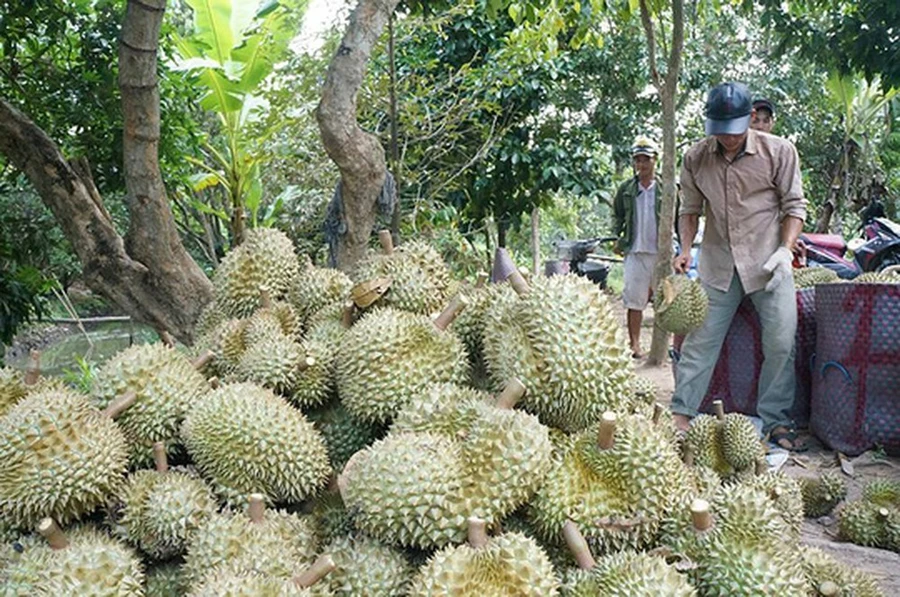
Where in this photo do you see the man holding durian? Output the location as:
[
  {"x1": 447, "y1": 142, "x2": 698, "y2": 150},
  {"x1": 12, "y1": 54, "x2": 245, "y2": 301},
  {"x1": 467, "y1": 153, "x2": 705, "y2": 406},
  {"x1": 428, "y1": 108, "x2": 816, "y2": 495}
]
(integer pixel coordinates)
[{"x1": 669, "y1": 82, "x2": 807, "y2": 452}]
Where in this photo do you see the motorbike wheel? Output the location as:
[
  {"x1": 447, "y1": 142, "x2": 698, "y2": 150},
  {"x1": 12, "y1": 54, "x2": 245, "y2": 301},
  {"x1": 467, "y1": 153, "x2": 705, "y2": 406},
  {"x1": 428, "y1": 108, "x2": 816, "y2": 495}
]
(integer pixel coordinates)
[{"x1": 875, "y1": 249, "x2": 900, "y2": 272}]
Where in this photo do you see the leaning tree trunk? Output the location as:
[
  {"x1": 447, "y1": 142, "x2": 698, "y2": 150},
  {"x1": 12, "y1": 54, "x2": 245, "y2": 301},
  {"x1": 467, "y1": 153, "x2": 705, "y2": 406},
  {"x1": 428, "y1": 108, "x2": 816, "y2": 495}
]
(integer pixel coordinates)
[
  {"x1": 317, "y1": 0, "x2": 401, "y2": 271},
  {"x1": 0, "y1": 0, "x2": 213, "y2": 344}
]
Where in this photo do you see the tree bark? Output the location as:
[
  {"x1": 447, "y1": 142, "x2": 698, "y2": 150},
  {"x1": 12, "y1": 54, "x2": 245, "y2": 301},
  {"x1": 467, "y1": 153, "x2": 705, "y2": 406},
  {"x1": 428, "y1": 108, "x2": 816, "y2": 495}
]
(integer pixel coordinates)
[
  {"x1": 317, "y1": 0, "x2": 401, "y2": 271},
  {"x1": 0, "y1": 0, "x2": 213, "y2": 343}
]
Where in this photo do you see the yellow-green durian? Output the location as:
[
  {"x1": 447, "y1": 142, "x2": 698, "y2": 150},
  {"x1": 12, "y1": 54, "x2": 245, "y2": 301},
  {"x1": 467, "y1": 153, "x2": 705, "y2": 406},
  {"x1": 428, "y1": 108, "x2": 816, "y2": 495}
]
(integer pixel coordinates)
[
  {"x1": 0, "y1": 367, "x2": 27, "y2": 417},
  {"x1": 800, "y1": 545, "x2": 883, "y2": 597},
  {"x1": 144, "y1": 561, "x2": 189, "y2": 597},
  {"x1": 569, "y1": 550, "x2": 698, "y2": 597},
  {"x1": 188, "y1": 567, "x2": 317, "y2": 596},
  {"x1": 291, "y1": 266, "x2": 353, "y2": 329},
  {"x1": 307, "y1": 401, "x2": 386, "y2": 471},
  {"x1": 801, "y1": 472, "x2": 847, "y2": 518},
  {"x1": 746, "y1": 471, "x2": 804, "y2": 537},
  {"x1": 793, "y1": 267, "x2": 839, "y2": 288},
  {"x1": 653, "y1": 274, "x2": 709, "y2": 335},
  {"x1": 323, "y1": 534, "x2": 412, "y2": 596}
]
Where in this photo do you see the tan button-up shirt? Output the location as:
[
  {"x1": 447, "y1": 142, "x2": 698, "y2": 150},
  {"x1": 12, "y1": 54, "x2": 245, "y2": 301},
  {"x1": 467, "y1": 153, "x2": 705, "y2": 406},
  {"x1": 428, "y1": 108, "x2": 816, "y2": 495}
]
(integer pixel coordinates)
[{"x1": 680, "y1": 129, "x2": 806, "y2": 293}]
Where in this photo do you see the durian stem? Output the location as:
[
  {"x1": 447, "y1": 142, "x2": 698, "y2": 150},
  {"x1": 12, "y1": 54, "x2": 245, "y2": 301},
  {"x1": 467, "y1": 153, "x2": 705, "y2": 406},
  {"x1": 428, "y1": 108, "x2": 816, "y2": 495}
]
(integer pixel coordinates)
[
  {"x1": 38, "y1": 518, "x2": 68, "y2": 550},
  {"x1": 293, "y1": 555, "x2": 336, "y2": 588},
  {"x1": 467, "y1": 517, "x2": 489, "y2": 548},
  {"x1": 818, "y1": 581, "x2": 840, "y2": 596},
  {"x1": 341, "y1": 301, "x2": 356, "y2": 329},
  {"x1": 433, "y1": 294, "x2": 468, "y2": 331},
  {"x1": 259, "y1": 289, "x2": 272, "y2": 309},
  {"x1": 378, "y1": 229, "x2": 394, "y2": 255},
  {"x1": 24, "y1": 350, "x2": 41, "y2": 385},
  {"x1": 159, "y1": 330, "x2": 176, "y2": 348},
  {"x1": 683, "y1": 444, "x2": 695, "y2": 466},
  {"x1": 597, "y1": 412, "x2": 617, "y2": 450},
  {"x1": 191, "y1": 350, "x2": 215, "y2": 371},
  {"x1": 208, "y1": 376, "x2": 221, "y2": 389},
  {"x1": 496, "y1": 378, "x2": 526, "y2": 409},
  {"x1": 690, "y1": 499, "x2": 712, "y2": 532},
  {"x1": 152, "y1": 442, "x2": 168, "y2": 473},
  {"x1": 104, "y1": 390, "x2": 137, "y2": 419},
  {"x1": 299, "y1": 356, "x2": 316, "y2": 371},
  {"x1": 248, "y1": 494, "x2": 266, "y2": 523},
  {"x1": 652, "y1": 403, "x2": 664, "y2": 424},
  {"x1": 508, "y1": 270, "x2": 530, "y2": 295},
  {"x1": 713, "y1": 400, "x2": 725, "y2": 421},
  {"x1": 475, "y1": 272, "x2": 488, "y2": 289},
  {"x1": 755, "y1": 457, "x2": 768, "y2": 476},
  {"x1": 562, "y1": 520, "x2": 596, "y2": 570}
]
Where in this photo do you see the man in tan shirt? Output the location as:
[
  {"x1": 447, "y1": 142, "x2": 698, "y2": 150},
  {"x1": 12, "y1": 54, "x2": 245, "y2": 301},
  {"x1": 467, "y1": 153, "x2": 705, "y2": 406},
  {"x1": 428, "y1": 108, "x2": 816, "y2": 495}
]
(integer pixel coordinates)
[{"x1": 671, "y1": 82, "x2": 807, "y2": 451}]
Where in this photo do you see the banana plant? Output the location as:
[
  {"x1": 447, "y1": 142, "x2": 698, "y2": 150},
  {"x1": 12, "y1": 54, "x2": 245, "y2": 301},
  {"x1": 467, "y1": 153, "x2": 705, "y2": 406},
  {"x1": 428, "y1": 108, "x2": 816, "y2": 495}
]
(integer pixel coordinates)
[{"x1": 175, "y1": 0, "x2": 307, "y2": 245}]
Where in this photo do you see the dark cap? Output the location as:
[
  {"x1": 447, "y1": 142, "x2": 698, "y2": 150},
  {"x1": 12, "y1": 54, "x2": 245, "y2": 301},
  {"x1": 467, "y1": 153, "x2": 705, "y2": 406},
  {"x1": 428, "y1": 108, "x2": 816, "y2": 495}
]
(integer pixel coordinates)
[
  {"x1": 752, "y1": 98, "x2": 775, "y2": 116},
  {"x1": 705, "y1": 82, "x2": 752, "y2": 136}
]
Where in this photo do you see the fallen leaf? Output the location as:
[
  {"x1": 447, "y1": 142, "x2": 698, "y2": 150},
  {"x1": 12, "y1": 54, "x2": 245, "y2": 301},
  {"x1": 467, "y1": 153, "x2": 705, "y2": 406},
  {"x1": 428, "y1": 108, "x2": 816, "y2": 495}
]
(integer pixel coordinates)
[{"x1": 837, "y1": 452, "x2": 854, "y2": 477}]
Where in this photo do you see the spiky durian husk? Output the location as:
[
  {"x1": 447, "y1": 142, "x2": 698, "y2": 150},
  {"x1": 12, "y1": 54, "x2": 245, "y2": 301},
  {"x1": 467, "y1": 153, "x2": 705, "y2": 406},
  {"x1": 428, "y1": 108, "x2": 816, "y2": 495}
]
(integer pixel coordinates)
[
  {"x1": 800, "y1": 472, "x2": 847, "y2": 518},
  {"x1": 181, "y1": 383, "x2": 331, "y2": 506},
  {"x1": 0, "y1": 366, "x2": 27, "y2": 417},
  {"x1": 862, "y1": 479, "x2": 900, "y2": 507},
  {"x1": 145, "y1": 561, "x2": 189, "y2": 597},
  {"x1": 0, "y1": 388, "x2": 128, "y2": 528},
  {"x1": 308, "y1": 491, "x2": 355, "y2": 545},
  {"x1": 291, "y1": 266, "x2": 353, "y2": 329},
  {"x1": 697, "y1": 536, "x2": 807, "y2": 597},
  {"x1": 482, "y1": 274, "x2": 632, "y2": 432},
  {"x1": 409, "y1": 532, "x2": 559, "y2": 596},
  {"x1": 213, "y1": 228, "x2": 302, "y2": 318},
  {"x1": 194, "y1": 300, "x2": 228, "y2": 340},
  {"x1": 793, "y1": 267, "x2": 839, "y2": 288},
  {"x1": 305, "y1": 301, "x2": 351, "y2": 353},
  {"x1": 653, "y1": 275, "x2": 709, "y2": 335},
  {"x1": 585, "y1": 551, "x2": 697, "y2": 596},
  {"x1": 628, "y1": 375, "x2": 659, "y2": 410},
  {"x1": 289, "y1": 337, "x2": 335, "y2": 410},
  {"x1": 341, "y1": 432, "x2": 467, "y2": 549},
  {"x1": 685, "y1": 415, "x2": 732, "y2": 477},
  {"x1": 188, "y1": 567, "x2": 315, "y2": 597},
  {"x1": 114, "y1": 468, "x2": 217, "y2": 559},
  {"x1": 3, "y1": 525, "x2": 144, "y2": 596},
  {"x1": 853, "y1": 271, "x2": 900, "y2": 284},
  {"x1": 800, "y1": 546, "x2": 883, "y2": 597},
  {"x1": 307, "y1": 401, "x2": 386, "y2": 471},
  {"x1": 746, "y1": 471, "x2": 804, "y2": 538},
  {"x1": 183, "y1": 509, "x2": 319, "y2": 588},
  {"x1": 194, "y1": 318, "x2": 249, "y2": 377},
  {"x1": 90, "y1": 343, "x2": 210, "y2": 466},
  {"x1": 335, "y1": 307, "x2": 468, "y2": 425},
  {"x1": 720, "y1": 413, "x2": 764, "y2": 470},
  {"x1": 233, "y1": 330, "x2": 306, "y2": 397},
  {"x1": 530, "y1": 414, "x2": 692, "y2": 555},
  {"x1": 838, "y1": 499, "x2": 896, "y2": 549},
  {"x1": 322, "y1": 534, "x2": 412, "y2": 596},
  {"x1": 352, "y1": 241, "x2": 453, "y2": 315}
]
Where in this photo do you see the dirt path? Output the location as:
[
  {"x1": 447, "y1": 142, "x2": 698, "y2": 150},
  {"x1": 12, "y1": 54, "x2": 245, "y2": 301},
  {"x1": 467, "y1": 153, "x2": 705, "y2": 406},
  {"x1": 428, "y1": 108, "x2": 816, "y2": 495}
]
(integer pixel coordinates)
[{"x1": 614, "y1": 299, "x2": 900, "y2": 593}]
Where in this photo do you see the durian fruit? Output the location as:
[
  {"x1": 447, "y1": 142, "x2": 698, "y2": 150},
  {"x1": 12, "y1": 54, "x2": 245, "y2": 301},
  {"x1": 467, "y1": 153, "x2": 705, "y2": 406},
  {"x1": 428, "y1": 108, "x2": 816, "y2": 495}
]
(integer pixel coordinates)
[
  {"x1": 862, "y1": 478, "x2": 900, "y2": 507},
  {"x1": 482, "y1": 274, "x2": 632, "y2": 432},
  {"x1": 800, "y1": 546, "x2": 883, "y2": 597},
  {"x1": 0, "y1": 366, "x2": 28, "y2": 417},
  {"x1": 628, "y1": 375, "x2": 659, "y2": 411},
  {"x1": 183, "y1": 495, "x2": 320, "y2": 588},
  {"x1": 335, "y1": 301, "x2": 469, "y2": 424},
  {"x1": 213, "y1": 228, "x2": 303, "y2": 318},
  {"x1": 308, "y1": 490, "x2": 355, "y2": 546},
  {"x1": 2, "y1": 519, "x2": 144, "y2": 596},
  {"x1": 145, "y1": 561, "x2": 189, "y2": 597},
  {"x1": 307, "y1": 400, "x2": 386, "y2": 471},
  {"x1": 233, "y1": 326, "x2": 313, "y2": 399},
  {"x1": 654, "y1": 274, "x2": 709, "y2": 335},
  {"x1": 530, "y1": 412, "x2": 693, "y2": 555},
  {"x1": 291, "y1": 265, "x2": 353, "y2": 330},
  {"x1": 409, "y1": 517, "x2": 560, "y2": 596},
  {"x1": 323, "y1": 534, "x2": 413, "y2": 596},
  {"x1": 559, "y1": 522, "x2": 696, "y2": 597},
  {"x1": 746, "y1": 471, "x2": 805, "y2": 537},
  {"x1": 793, "y1": 267, "x2": 840, "y2": 288},
  {"x1": 194, "y1": 300, "x2": 228, "y2": 341},
  {"x1": 111, "y1": 443, "x2": 217, "y2": 559},
  {"x1": 838, "y1": 499, "x2": 897, "y2": 550},
  {"x1": 194, "y1": 317, "x2": 249, "y2": 377},
  {"x1": 90, "y1": 342, "x2": 210, "y2": 466},
  {"x1": 189, "y1": 554, "x2": 335, "y2": 597},
  {"x1": 853, "y1": 271, "x2": 900, "y2": 284},
  {"x1": 800, "y1": 472, "x2": 847, "y2": 518},
  {"x1": 181, "y1": 382, "x2": 331, "y2": 506},
  {"x1": 684, "y1": 405, "x2": 764, "y2": 481},
  {"x1": 352, "y1": 234, "x2": 454, "y2": 315},
  {"x1": 0, "y1": 386, "x2": 130, "y2": 528}
]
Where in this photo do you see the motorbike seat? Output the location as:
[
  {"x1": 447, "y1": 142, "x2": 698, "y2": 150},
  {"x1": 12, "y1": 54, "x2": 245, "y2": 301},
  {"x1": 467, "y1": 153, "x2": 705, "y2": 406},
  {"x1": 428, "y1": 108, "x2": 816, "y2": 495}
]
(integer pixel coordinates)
[{"x1": 802, "y1": 233, "x2": 846, "y2": 252}]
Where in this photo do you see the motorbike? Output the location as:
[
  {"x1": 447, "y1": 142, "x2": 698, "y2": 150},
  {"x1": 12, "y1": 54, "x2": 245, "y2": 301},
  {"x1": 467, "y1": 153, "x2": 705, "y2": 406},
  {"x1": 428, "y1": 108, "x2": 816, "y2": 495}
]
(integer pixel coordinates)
[
  {"x1": 795, "y1": 208, "x2": 900, "y2": 278},
  {"x1": 545, "y1": 236, "x2": 621, "y2": 288}
]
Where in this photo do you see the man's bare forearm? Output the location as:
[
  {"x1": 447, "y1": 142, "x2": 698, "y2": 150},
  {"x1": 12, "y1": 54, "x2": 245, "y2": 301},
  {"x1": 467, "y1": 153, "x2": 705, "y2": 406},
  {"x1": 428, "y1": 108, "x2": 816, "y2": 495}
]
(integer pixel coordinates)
[
  {"x1": 678, "y1": 214, "x2": 699, "y2": 250},
  {"x1": 780, "y1": 215, "x2": 803, "y2": 250}
]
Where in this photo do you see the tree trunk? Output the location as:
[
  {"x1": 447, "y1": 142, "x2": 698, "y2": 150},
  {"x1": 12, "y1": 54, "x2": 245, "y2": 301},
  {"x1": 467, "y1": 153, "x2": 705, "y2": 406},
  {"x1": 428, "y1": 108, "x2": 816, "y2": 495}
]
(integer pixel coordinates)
[
  {"x1": 317, "y1": 0, "x2": 401, "y2": 271},
  {"x1": 531, "y1": 205, "x2": 541, "y2": 275},
  {"x1": 0, "y1": 0, "x2": 213, "y2": 344}
]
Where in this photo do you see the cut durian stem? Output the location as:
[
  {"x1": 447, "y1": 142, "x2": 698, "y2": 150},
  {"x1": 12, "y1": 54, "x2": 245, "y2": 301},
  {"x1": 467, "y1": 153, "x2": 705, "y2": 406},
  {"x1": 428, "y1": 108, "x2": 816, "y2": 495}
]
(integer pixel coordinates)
[
  {"x1": 260, "y1": 288, "x2": 272, "y2": 309},
  {"x1": 24, "y1": 350, "x2": 41, "y2": 385},
  {"x1": 683, "y1": 443, "x2": 695, "y2": 466},
  {"x1": 378, "y1": 229, "x2": 394, "y2": 255},
  {"x1": 475, "y1": 272, "x2": 488, "y2": 289},
  {"x1": 562, "y1": 520, "x2": 596, "y2": 570},
  {"x1": 159, "y1": 330, "x2": 177, "y2": 348},
  {"x1": 508, "y1": 270, "x2": 530, "y2": 295},
  {"x1": 38, "y1": 517, "x2": 69, "y2": 550},
  {"x1": 712, "y1": 400, "x2": 725, "y2": 421},
  {"x1": 496, "y1": 378, "x2": 526, "y2": 410},
  {"x1": 691, "y1": 499, "x2": 712, "y2": 531},
  {"x1": 103, "y1": 390, "x2": 137, "y2": 419},
  {"x1": 293, "y1": 554, "x2": 337, "y2": 588},
  {"x1": 208, "y1": 376, "x2": 221, "y2": 389},
  {"x1": 153, "y1": 442, "x2": 169, "y2": 473},
  {"x1": 467, "y1": 517, "x2": 489, "y2": 548},
  {"x1": 755, "y1": 458, "x2": 768, "y2": 476},
  {"x1": 248, "y1": 493, "x2": 266, "y2": 523},
  {"x1": 192, "y1": 350, "x2": 215, "y2": 371},
  {"x1": 299, "y1": 356, "x2": 316, "y2": 371},
  {"x1": 597, "y1": 412, "x2": 617, "y2": 450},
  {"x1": 433, "y1": 294, "x2": 468, "y2": 331},
  {"x1": 341, "y1": 301, "x2": 356, "y2": 329},
  {"x1": 818, "y1": 581, "x2": 840, "y2": 596},
  {"x1": 652, "y1": 403, "x2": 664, "y2": 424}
]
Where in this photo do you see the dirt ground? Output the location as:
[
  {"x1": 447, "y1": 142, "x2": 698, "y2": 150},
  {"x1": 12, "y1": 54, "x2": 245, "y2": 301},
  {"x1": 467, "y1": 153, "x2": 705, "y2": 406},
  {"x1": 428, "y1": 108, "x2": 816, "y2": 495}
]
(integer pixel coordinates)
[{"x1": 617, "y1": 301, "x2": 900, "y2": 593}]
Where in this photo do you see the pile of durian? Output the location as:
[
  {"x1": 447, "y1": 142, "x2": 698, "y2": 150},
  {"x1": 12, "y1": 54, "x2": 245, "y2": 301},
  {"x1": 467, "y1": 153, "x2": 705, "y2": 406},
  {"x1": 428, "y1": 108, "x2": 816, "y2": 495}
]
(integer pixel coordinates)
[{"x1": 0, "y1": 227, "x2": 888, "y2": 596}]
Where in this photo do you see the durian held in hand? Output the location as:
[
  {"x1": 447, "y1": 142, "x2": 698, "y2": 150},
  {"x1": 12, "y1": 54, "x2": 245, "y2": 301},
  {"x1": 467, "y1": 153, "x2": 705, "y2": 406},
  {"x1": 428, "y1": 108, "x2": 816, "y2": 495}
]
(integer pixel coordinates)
[{"x1": 653, "y1": 274, "x2": 709, "y2": 335}]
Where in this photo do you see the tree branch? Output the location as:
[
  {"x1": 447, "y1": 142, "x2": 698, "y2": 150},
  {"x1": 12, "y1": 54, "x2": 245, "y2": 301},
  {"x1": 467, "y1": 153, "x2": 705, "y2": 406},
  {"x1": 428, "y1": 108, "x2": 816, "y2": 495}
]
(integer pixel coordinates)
[{"x1": 639, "y1": 0, "x2": 661, "y2": 89}]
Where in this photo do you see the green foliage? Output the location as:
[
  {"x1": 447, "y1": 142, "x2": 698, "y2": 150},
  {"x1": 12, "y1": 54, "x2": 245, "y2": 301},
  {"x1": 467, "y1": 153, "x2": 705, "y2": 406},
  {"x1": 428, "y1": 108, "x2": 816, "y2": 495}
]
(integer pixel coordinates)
[
  {"x1": 62, "y1": 355, "x2": 98, "y2": 393},
  {"x1": 0, "y1": 230, "x2": 51, "y2": 349}
]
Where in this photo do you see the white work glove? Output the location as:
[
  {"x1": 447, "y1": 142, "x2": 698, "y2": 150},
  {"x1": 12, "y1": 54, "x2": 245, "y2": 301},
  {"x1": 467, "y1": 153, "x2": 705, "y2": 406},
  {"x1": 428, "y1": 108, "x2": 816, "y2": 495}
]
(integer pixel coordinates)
[{"x1": 763, "y1": 246, "x2": 793, "y2": 292}]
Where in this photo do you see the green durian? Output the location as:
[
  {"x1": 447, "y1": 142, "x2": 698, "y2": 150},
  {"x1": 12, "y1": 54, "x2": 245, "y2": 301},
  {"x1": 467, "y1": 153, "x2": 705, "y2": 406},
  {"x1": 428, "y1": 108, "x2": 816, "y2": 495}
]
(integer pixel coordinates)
[
  {"x1": 144, "y1": 561, "x2": 189, "y2": 597},
  {"x1": 307, "y1": 491, "x2": 355, "y2": 546},
  {"x1": 0, "y1": 367, "x2": 27, "y2": 417},
  {"x1": 838, "y1": 499, "x2": 896, "y2": 549},
  {"x1": 307, "y1": 401, "x2": 386, "y2": 471},
  {"x1": 90, "y1": 342, "x2": 210, "y2": 466},
  {"x1": 800, "y1": 472, "x2": 847, "y2": 518},
  {"x1": 482, "y1": 274, "x2": 632, "y2": 432},
  {"x1": 697, "y1": 535, "x2": 807, "y2": 597},
  {"x1": 291, "y1": 266, "x2": 353, "y2": 330},
  {"x1": 181, "y1": 382, "x2": 331, "y2": 506},
  {"x1": 323, "y1": 534, "x2": 412, "y2": 596},
  {"x1": 0, "y1": 387, "x2": 129, "y2": 528},
  {"x1": 654, "y1": 274, "x2": 709, "y2": 335},
  {"x1": 747, "y1": 471, "x2": 804, "y2": 537},
  {"x1": 800, "y1": 545, "x2": 883, "y2": 597},
  {"x1": 720, "y1": 413, "x2": 765, "y2": 470},
  {"x1": 853, "y1": 271, "x2": 900, "y2": 284},
  {"x1": 233, "y1": 329, "x2": 310, "y2": 398},
  {"x1": 793, "y1": 267, "x2": 839, "y2": 288},
  {"x1": 188, "y1": 567, "x2": 319, "y2": 596},
  {"x1": 862, "y1": 479, "x2": 900, "y2": 507},
  {"x1": 584, "y1": 550, "x2": 697, "y2": 596}
]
